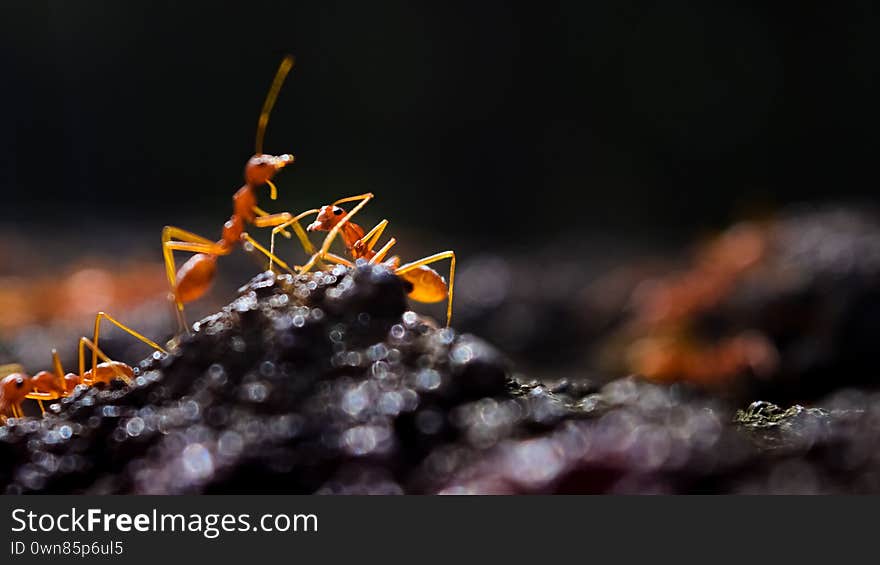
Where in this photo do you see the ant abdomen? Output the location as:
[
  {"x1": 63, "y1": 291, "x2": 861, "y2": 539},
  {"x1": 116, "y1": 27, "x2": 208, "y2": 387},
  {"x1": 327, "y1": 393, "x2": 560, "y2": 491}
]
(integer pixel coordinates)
[
  {"x1": 399, "y1": 266, "x2": 448, "y2": 303},
  {"x1": 84, "y1": 362, "x2": 135, "y2": 386},
  {"x1": 174, "y1": 253, "x2": 218, "y2": 304}
]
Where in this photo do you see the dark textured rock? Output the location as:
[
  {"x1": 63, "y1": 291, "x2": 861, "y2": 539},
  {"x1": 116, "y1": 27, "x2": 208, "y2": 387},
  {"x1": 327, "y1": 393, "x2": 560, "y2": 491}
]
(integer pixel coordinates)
[
  {"x1": 433, "y1": 380, "x2": 880, "y2": 494},
  {"x1": 0, "y1": 264, "x2": 511, "y2": 494},
  {"x1": 1, "y1": 263, "x2": 878, "y2": 494}
]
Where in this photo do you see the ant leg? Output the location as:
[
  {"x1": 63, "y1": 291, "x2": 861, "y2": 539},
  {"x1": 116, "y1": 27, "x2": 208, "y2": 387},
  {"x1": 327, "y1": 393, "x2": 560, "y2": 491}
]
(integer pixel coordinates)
[
  {"x1": 174, "y1": 306, "x2": 188, "y2": 338},
  {"x1": 25, "y1": 391, "x2": 59, "y2": 400},
  {"x1": 254, "y1": 205, "x2": 291, "y2": 238},
  {"x1": 240, "y1": 233, "x2": 295, "y2": 273},
  {"x1": 163, "y1": 242, "x2": 228, "y2": 255},
  {"x1": 354, "y1": 219, "x2": 390, "y2": 257},
  {"x1": 333, "y1": 193, "x2": 375, "y2": 206},
  {"x1": 25, "y1": 350, "x2": 66, "y2": 408},
  {"x1": 78, "y1": 337, "x2": 131, "y2": 385},
  {"x1": 300, "y1": 193, "x2": 374, "y2": 274},
  {"x1": 363, "y1": 220, "x2": 388, "y2": 249},
  {"x1": 252, "y1": 211, "x2": 293, "y2": 229},
  {"x1": 269, "y1": 208, "x2": 321, "y2": 271},
  {"x1": 350, "y1": 219, "x2": 396, "y2": 264},
  {"x1": 324, "y1": 253, "x2": 355, "y2": 267},
  {"x1": 90, "y1": 312, "x2": 167, "y2": 375},
  {"x1": 52, "y1": 349, "x2": 64, "y2": 381},
  {"x1": 395, "y1": 251, "x2": 456, "y2": 327},
  {"x1": 369, "y1": 238, "x2": 397, "y2": 264}
]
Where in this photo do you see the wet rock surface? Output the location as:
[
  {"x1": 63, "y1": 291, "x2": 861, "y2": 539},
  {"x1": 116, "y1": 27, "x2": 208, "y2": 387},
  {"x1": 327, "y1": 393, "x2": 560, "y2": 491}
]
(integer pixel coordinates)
[{"x1": 1, "y1": 264, "x2": 878, "y2": 494}]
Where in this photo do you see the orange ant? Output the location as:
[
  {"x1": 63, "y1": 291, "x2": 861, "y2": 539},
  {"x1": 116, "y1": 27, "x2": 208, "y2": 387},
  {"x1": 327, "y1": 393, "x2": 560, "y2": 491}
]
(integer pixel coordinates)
[
  {"x1": 162, "y1": 56, "x2": 316, "y2": 332},
  {"x1": 0, "y1": 312, "x2": 165, "y2": 423},
  {"x1": 268, "y1": 193, "x2": 456, "y2": 326}
]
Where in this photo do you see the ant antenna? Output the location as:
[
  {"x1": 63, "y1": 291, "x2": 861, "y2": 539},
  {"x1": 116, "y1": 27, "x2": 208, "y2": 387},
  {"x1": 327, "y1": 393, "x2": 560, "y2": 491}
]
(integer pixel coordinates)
[{"x1": 255, "y1": 55, "x2": 295, "y2": 155}]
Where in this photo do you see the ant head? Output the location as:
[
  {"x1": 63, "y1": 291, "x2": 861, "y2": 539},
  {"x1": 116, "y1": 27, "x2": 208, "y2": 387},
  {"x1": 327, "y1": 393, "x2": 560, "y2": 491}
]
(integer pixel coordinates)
[
  {"x1": 0, "y1": 373, "x2": 34, "y2": 402},
  {"x1": 307, "y1": 204, "x2": 346, "y2": 232},
  {"x1": 244, "y1": 153, "x2": 295, "y2": 187}
]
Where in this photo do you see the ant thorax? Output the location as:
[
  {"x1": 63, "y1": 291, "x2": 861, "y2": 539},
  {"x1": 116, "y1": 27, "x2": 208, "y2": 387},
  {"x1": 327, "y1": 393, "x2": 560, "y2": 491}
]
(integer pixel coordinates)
[
  {"x1": 222, "y1": 214, "x2": 246, "y2": 247},
  {"x1": 233, "y1": 185, "x2": 258, "y2": 222}
]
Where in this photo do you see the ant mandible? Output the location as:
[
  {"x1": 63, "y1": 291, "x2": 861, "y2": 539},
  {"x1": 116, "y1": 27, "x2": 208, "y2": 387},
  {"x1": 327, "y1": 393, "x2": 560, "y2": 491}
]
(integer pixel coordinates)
[
  {"x1": 161, "y1": 56, "x2": 316, "y2": 332},
  {"x1": 0, "y1": 312, "x2": 165, "y2": 423},
  {"x1": 269, "y1": 193, "x2": 456, "y2": 327}
]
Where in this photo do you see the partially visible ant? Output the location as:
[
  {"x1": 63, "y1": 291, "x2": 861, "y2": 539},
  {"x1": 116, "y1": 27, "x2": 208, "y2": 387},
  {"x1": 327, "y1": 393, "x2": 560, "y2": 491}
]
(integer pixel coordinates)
[
  {"x1": 269, "y1": 193, "x2": 456, "y2": 326},
  {"x1": 162, "y1": 56, "x2": 316, "y2": 332},
  {"x1": 0, "y1": 312, "x2": 165, "y2": 423}
]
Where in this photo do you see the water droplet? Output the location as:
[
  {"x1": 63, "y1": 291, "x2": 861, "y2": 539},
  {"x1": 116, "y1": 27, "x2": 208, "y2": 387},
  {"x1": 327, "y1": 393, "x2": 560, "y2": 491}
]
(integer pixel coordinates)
[
  {"x1": 217, "y1": 431, "x2": 244, "y2": 458},
  {"x1": 403, "y1": 311, "x2": 418, "y2": 327},
  {"x1": 208, "y1": 364, "x2": 227, "y2": 385},
  {"x1": 125, "y1": 417, "x2": 145, "y2": 437},
  {"x1": 260, "y1": 361, "x2": 276, "y2": 377},
  {"x1": 231, "y1": 337, "x2": 246, "y2": 352},
  {"x1": 378, "y1": 392, "x2": 404, "y2": 415},
  {"x1": 451, "y1": 344, "x2": 474, "y2": 363},
  {"x1": 181, "y1": 400, "x2": 200, "y2": 419},
  {"x1": 367, "y1": 343, "x2": 388, "y2": 361},
  {"x1": 415, "y1": 369, "x2": 442, "y2": 391},
  {"x1": 182, "y1": 443, "x2": 214, "y2": 480},
  {"x1": 342, "y1": 385, "x2": 370, "y2": 417}
]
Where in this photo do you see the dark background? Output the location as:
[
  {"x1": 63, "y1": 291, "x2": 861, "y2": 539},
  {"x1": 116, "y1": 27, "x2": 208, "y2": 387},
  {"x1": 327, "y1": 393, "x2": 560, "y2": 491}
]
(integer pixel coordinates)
[{"x1": 4, "y1": 0, "x2": 877, "y2": 250}]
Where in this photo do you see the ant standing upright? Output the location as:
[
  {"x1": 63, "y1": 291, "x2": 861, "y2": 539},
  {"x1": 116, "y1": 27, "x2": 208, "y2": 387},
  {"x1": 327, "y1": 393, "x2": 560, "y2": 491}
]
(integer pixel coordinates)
[{"x1": 161, "y1": 56, "x2": 316, "y2": 332}]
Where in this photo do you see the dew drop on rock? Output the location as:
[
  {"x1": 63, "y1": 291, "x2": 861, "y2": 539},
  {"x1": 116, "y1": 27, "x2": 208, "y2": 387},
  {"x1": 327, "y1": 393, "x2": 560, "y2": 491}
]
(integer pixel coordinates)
[
  {"x1": 182, "y1": 443, "x2": 214, "y2": 480},
  {"x1": 125, "y1": 417, "x2": 145, "y2": 437}
]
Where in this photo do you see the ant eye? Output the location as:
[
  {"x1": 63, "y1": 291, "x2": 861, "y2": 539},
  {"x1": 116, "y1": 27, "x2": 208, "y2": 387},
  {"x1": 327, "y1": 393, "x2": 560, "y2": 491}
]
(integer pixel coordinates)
[
  {"x1": 333, "y1": 207, "x2": 344, "y2": 216},
  {"x1": 15, "y1": 377, "x2": 24, "y2": 387}
]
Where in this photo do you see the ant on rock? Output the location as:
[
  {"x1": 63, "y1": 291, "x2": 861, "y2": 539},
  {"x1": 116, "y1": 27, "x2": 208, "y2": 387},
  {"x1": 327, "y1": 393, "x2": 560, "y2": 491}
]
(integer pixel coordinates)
[
  {"x1": 0, "y1": 312, "x2": 165, "y2": 422},
  {"x1": 269, "y1": 193, "x2": 456, "y2": 326}
]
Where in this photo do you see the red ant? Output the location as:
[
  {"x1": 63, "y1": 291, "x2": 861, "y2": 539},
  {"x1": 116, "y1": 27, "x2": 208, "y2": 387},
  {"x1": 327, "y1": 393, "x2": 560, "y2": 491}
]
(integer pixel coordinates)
[
  {"x1": 162, "y1": 56, "x2": 315, "y2": 332},
  {"x1": 0, "y1": 312, "x2": 165, "y2": 423},
  {"x1": 268, "y1": 193, "x2": 456, "y2": 326}
]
